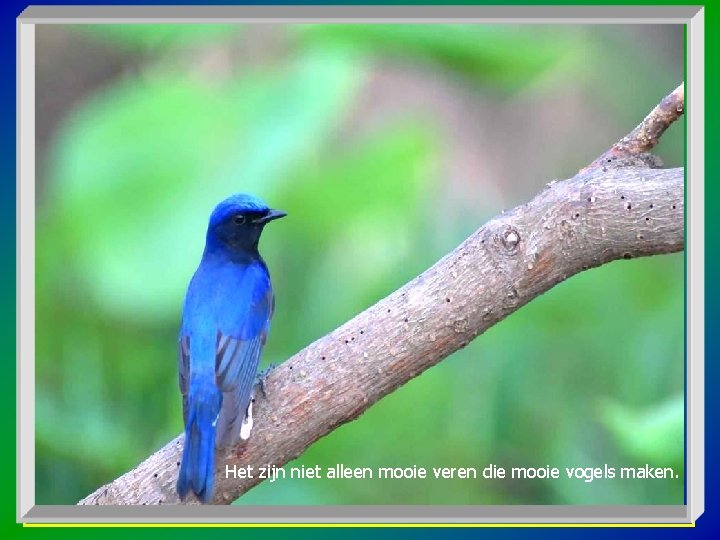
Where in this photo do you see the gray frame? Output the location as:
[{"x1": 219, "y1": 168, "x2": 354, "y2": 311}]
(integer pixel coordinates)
[{"x1": 17, "y1": 5, "x2": 704, "y2": 525}]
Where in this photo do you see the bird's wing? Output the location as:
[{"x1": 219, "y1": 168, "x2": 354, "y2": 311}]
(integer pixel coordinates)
[
  {"x1": 178, "y1": 335, "x2": 190, "y2": 424},
  {"x1": 214, "y1": 283, "x2": 274, "y2": 448}
]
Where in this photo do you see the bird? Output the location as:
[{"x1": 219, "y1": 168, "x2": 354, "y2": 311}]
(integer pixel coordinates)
[{"x1": 176, "y1": 193, "x2": 286, "y2": 503}]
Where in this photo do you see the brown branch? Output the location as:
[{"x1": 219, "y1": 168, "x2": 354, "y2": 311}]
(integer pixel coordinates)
[
  {"x1": 583, "y1": 83, "x2": 684, "y2": 172},
  {"x1": 78, "y1": 85, "x2": 685, "y2": 506}
]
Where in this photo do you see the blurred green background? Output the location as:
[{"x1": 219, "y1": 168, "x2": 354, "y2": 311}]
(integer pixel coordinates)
[{"x1": 35, "y1": 24, "x2": 684, "y2": 505}]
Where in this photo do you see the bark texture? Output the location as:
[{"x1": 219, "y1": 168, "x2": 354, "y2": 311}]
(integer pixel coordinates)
[
  {"x1": 584, "y1": 83, "x2": 684, "y2": 171},
  {"x1": 78, "y1": 84, "x2": 685, "y2": 506}
]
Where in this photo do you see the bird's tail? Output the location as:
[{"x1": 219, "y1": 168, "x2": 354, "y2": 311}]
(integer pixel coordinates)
[{"x1": 177, "y1": 384, "x2": 222, "y2": 503}]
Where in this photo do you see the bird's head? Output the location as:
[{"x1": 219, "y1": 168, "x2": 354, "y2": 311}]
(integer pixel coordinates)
[{"x1": 205, "y1": 193, "x2": 286, "y2": 256}]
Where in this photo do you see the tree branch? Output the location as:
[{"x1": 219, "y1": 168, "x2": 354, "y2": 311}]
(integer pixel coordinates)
[
  {"x1": 583, "y1": 83, "x2": 684, "y2": 172},
  {"x1": 78, "y1": 85, "x2": 685, "y2": 506}
]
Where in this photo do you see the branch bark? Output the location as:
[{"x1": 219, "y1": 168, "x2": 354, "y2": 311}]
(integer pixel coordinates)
[
  {"x1": 583, "y1": 83, "x2": 684, "y2": 171},
  {"x1": 78, "y1": 85, "x2": 685, "y2": 506}
]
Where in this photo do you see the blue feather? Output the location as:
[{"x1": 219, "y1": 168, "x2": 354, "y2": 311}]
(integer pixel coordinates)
[
  {"x1": 177, "y1": 381, "x2": 222, "y2": 503},
  {"x1": 177, "y1": 193, "x2": 285, "y2": 503}
]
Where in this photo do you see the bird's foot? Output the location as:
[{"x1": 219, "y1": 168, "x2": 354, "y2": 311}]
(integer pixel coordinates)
[{"x1": 257, "y1": 363, "x2": 276, "y2": 399}]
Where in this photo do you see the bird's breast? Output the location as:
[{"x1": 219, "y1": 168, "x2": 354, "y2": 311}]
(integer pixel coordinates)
[{"x1": 182, "y1": 259, "x2": 271, "y2": 335}]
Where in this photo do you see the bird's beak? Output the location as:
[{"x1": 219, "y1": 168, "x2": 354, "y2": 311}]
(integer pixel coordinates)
[{"x1": 255, "y1": 209, "x2": 287, "y2": 224}]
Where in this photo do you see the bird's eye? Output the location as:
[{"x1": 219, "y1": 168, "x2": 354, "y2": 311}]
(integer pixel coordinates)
[{"x1": 233, "y1": 214, "x2": 246, "y2": 225}]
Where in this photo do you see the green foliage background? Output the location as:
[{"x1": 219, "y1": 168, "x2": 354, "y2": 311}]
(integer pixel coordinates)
[{"x1": 35, "y1": 24, "x2": 684, "y2": 505}]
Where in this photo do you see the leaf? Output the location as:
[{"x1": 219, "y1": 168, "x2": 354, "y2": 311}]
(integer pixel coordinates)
[
  {"x1": 295, "y1": 24, "x2": 584, "y2": 89},
  {"x1": 274, "y1": 123, "x2": 437, "y2": 339},
  {"x1": 71, "y1": 24, "x2": 241, "y2": 51},
  {"x1": 599, "y1": 395, "x2": 684, "y2": 465},
  {"x1": 45, "y1": 49, "x2": 364, "y2": 320}
]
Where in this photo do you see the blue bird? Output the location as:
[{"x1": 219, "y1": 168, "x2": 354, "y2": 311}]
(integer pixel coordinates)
[{"x1": 177, "y1": 193, "x2": 286, "y2": 503}]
